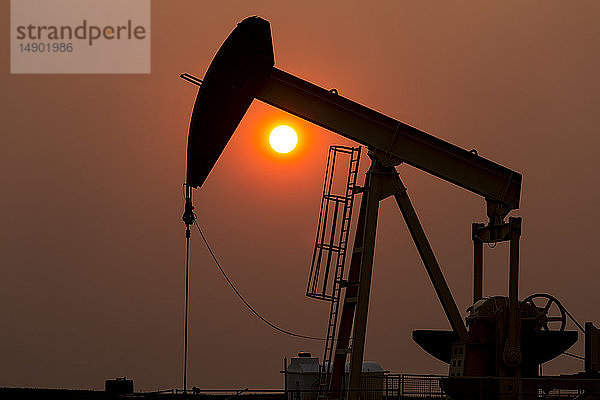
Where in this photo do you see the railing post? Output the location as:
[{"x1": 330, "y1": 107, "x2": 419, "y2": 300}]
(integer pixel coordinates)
[
  {"x1": 400, "y1": 375, "x2": 403, "y2": 399},
  {"x1": 385, "y1": 375, "x2": 388, "y2": 400},
  {"x1": 284, "y1": 357, "x2": 288, "y2": 400}
]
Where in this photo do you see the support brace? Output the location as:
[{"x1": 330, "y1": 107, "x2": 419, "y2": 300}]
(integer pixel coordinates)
[
  {"x1": 330, "y1": 154, "x2": 468, "y2": 400},
  {"x1": 472, "y1": 218, "x2": 523, "y2": 370}
]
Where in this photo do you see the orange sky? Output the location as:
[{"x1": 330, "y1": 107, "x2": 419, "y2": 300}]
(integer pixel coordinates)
[{"x1": 2, "y1": 0, "x2": 600, "y2": 391}]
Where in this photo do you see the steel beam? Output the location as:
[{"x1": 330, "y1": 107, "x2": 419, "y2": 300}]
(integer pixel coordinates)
[
  {"x1": 393, "y1": 178, "x2": 469, "y2": 341},
  {"x1": 329, "y1": 181, "x2": 368, "y2": 399},
  {"x1": 503, "y1": 217, "x2": 522, "y2": 369},
  {"x1": 346, "y1": 167, "x2": 387, "y2": 400},
  {"x1": 473, "y1": 223, "x2": 484, "y2": 303},
  {"x1": 257, "y1": 68, "x2": 521, "y2": 210}
]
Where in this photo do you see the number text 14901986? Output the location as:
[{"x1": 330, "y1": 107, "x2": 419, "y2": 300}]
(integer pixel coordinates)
[{"x1": 19, "y1": 42, "x2": 73, "y2": 53}]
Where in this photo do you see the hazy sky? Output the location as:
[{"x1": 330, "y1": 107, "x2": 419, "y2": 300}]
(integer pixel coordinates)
[{"x1": 2, "y1": 0, "x2": 600, "y2": 392}]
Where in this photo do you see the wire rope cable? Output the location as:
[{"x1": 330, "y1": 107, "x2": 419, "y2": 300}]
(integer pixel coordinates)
[
  {"x1": 183, "y1": 232, "x2": 190, "y2": 391},
  {"x1": 194, "y1": 220, "x2": 325, "y2": 341}
]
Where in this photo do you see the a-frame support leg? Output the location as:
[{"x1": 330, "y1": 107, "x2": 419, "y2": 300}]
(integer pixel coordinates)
[
  {"x1": 328, "y1": 174, "x2": 368, "y2": 400},
  {"x1": 329, "y1": 158, "x2": 400, "y2": 400},
  {"x1": 329, "y1": 154, "x2": 468, "y2": 400},
  {"x1": 392, "y1": 178, "x2": 468, "y2": 341}
]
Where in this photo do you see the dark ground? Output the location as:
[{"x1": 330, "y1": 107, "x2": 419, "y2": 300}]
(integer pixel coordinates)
[{"x1": 0, "y1": 389, "x2": 286, "y2": 400}]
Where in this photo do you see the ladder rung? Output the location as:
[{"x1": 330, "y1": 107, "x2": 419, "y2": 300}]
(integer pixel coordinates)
[
  {"x1": 336, "y1": 348, "x2": 350, "y2": 355},
  {"x1": 316, "y1": 243, "x2": 342, "y2": 252},
  {"x1": 323, "y1": 194, "x2": 347, "y2": 202},
  {"x1": 345, "y1": 296, "x2": 358, "y2": 304},
  {"x1": 353, "y1": 247, "x2": 363, "y2": 254}
]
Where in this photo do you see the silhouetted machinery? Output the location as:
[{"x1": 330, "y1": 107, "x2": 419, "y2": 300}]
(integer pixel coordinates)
[{"x1": 183, "y1": 17, "x2": 600, "y2": 399}]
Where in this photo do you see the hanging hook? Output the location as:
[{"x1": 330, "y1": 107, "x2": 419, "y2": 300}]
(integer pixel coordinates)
[{"x1": 182, "y1": 183, "x2": 196, "y2": 238}]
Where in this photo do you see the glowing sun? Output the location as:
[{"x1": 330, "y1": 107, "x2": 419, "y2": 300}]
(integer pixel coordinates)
[{"x1": 269, "y1": 125, "x2": 298, "y2": 154}]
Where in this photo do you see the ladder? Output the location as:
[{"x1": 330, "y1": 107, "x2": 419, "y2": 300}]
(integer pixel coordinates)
[{"x1": 306, "y1": 146, "x2": 361, "y2": 400}]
